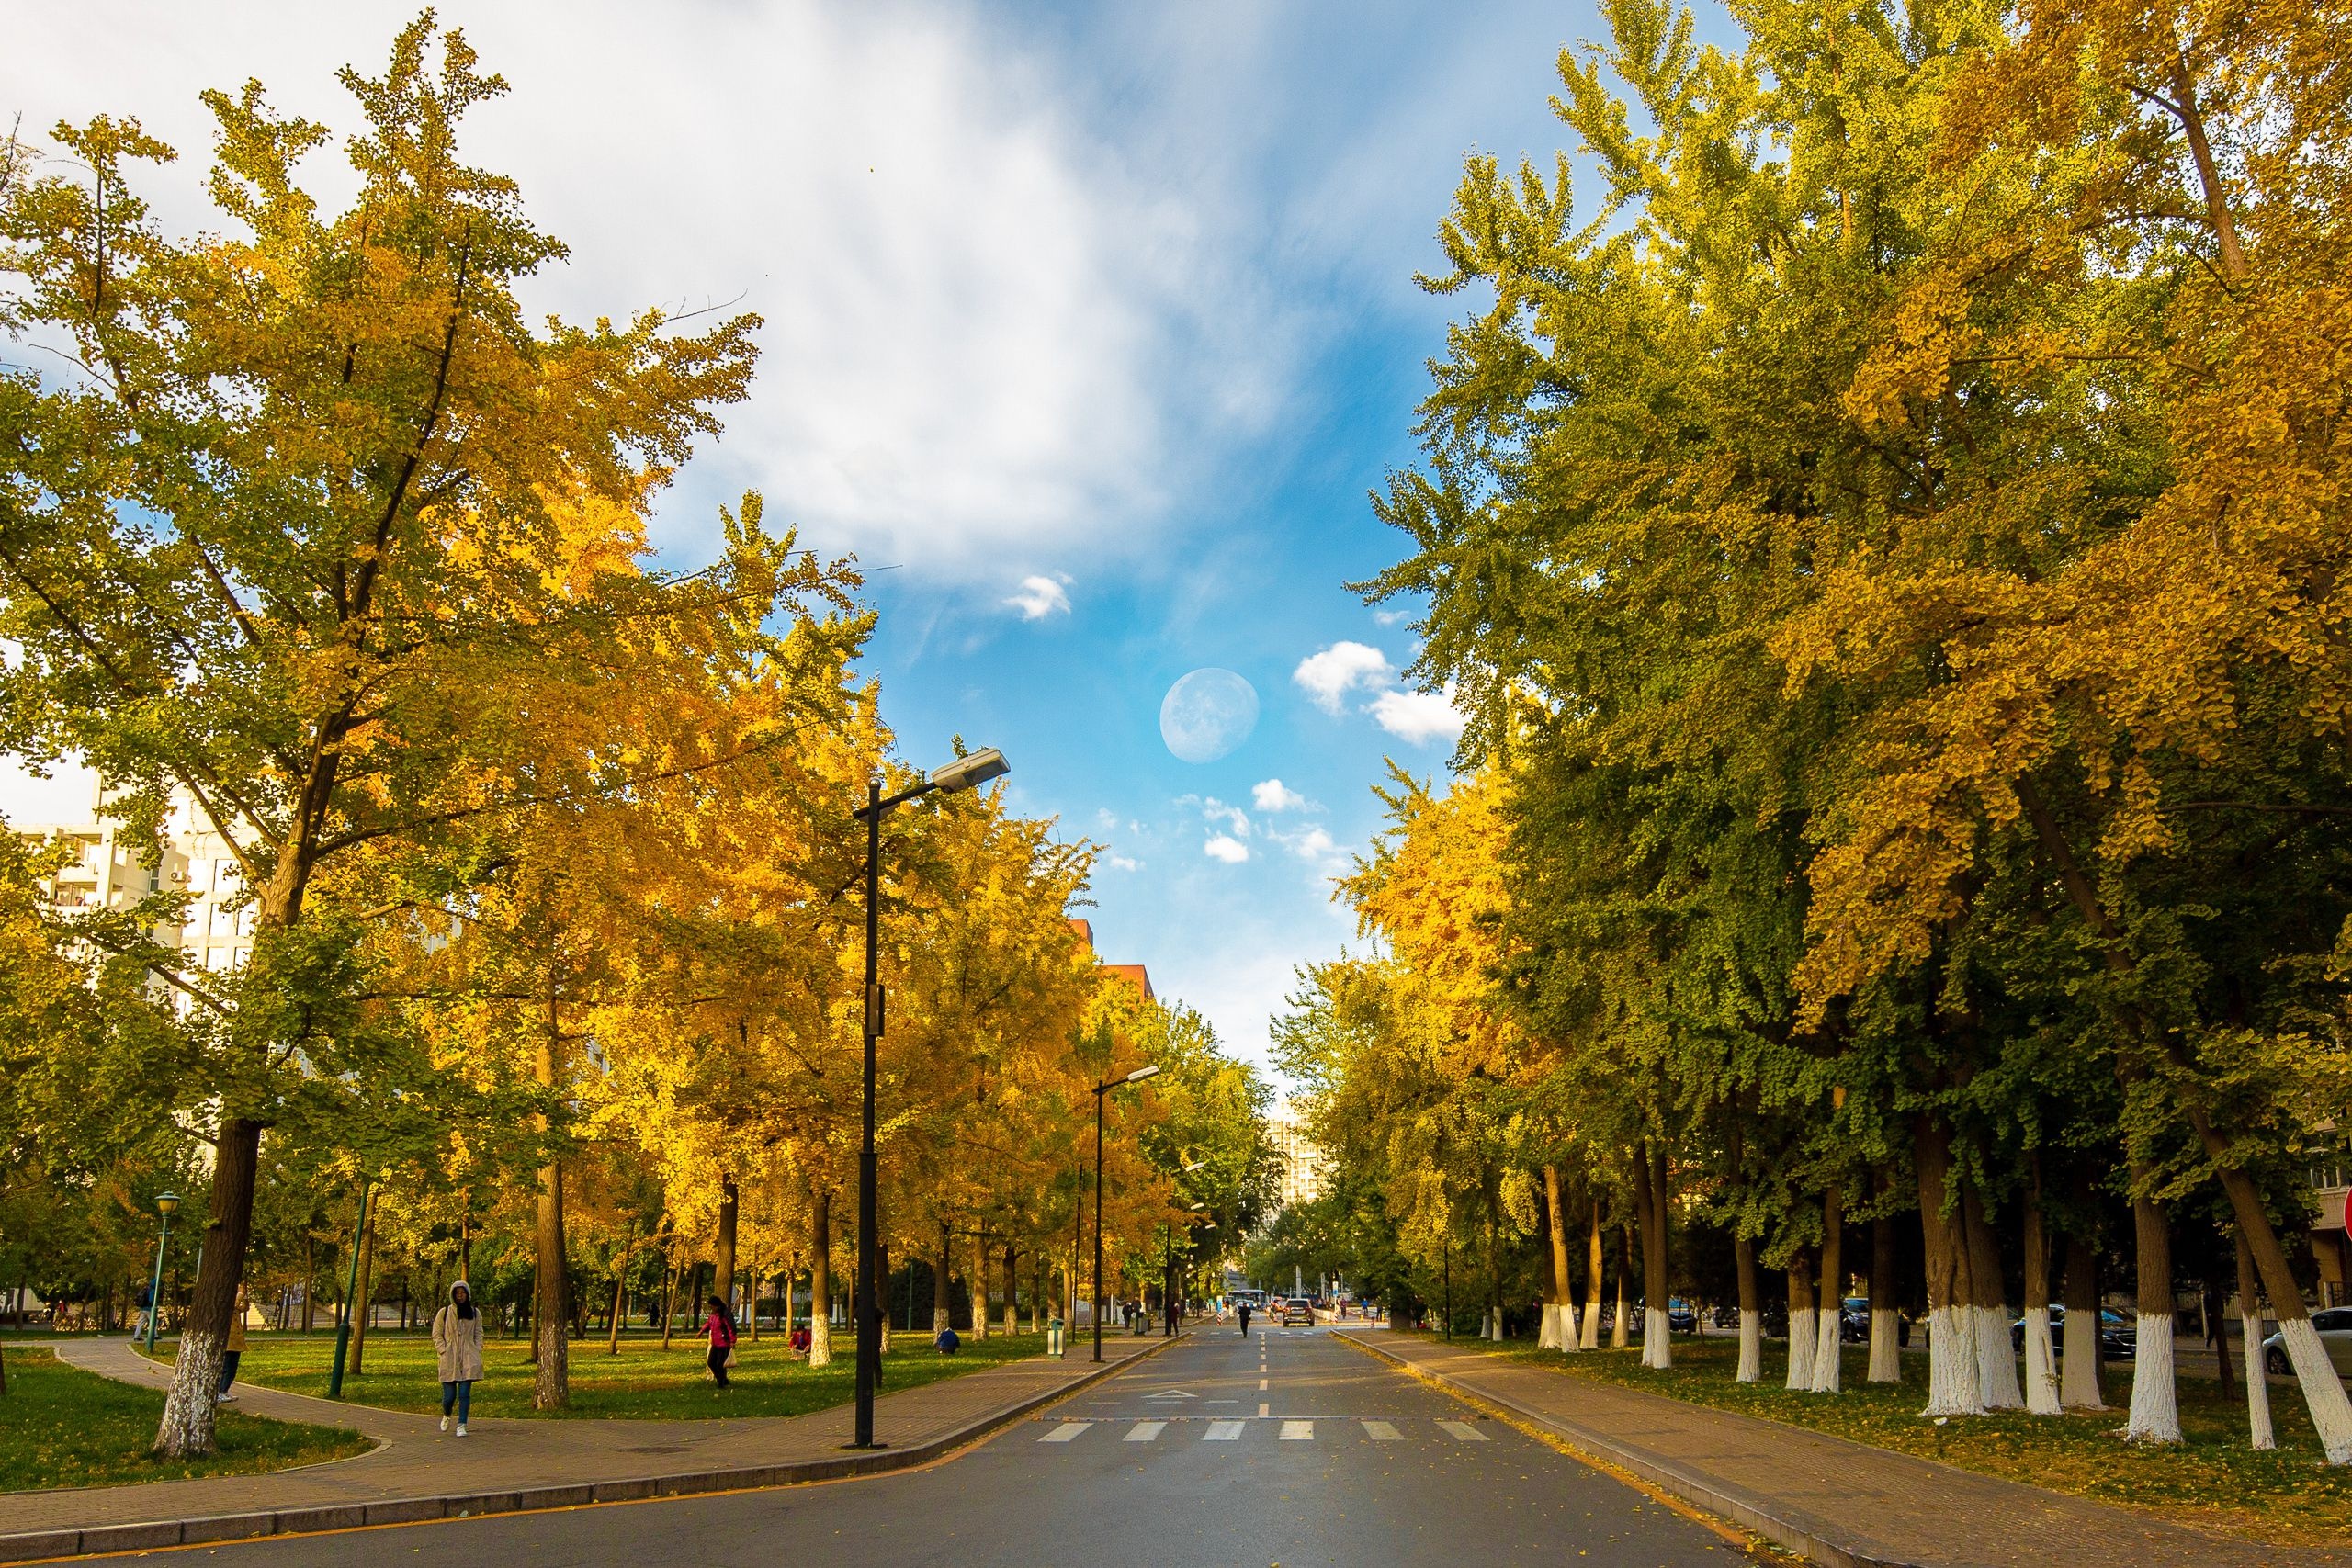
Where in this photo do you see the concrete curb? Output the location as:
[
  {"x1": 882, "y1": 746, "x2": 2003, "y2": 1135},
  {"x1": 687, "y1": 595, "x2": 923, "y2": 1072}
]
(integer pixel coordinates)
[
  {"x1": 1333, "y1": 1331, "x2": 1921, "y2": 1568},
  {"x1": 0, "y1": 1337, "x2": 1182, "y2": 1563}
]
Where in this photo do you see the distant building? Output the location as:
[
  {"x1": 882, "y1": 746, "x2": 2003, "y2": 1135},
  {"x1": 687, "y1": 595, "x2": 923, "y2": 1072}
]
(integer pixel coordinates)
[
  {"x1": 17, "y1": 784, "x2": 257, "y2": 979},
  {"x1": 1267, "y1": 1097, "x2": 1326, "y2": 1210},
  {"x1": 1069, "y1": 918, "x2": 1154, "y2": 1004}
]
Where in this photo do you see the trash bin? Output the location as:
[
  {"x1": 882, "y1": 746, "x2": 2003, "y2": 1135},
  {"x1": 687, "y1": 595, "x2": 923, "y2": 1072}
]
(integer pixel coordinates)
[{"x1": 1047, "y1": 1316, "x2": 1064, "y2": 1358}]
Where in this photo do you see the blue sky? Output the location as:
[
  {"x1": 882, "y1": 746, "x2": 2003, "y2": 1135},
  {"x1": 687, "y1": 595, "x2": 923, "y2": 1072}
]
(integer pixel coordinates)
[{"x1": 1, "y1": 0, "x2": 1633, "y2": 1077}]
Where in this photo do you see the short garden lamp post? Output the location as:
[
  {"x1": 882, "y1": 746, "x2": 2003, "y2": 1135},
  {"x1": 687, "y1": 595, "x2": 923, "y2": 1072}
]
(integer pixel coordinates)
[
  {"x1": 1091, "y1": 1065, "x2": 1160, "y2": 1362},
  {"x1": 144, "y1": 1193, "x2": 180, "y2": 1350}
]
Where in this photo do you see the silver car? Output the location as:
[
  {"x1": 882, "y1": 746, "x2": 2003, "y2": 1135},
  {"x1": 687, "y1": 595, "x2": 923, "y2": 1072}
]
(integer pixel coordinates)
[{"x1": 2260, "y1": 1306, "x2": 2352, "y2": 1375}]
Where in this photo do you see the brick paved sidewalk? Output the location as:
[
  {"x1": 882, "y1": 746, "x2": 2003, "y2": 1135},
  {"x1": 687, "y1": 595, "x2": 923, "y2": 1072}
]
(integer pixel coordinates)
[
  {"x1": 0, "y1": 1333, "x2": 1170, "y2": 1560},
  {"x1": 1340, "y1": 1329, "x2": 2343, "y2": 1568}
]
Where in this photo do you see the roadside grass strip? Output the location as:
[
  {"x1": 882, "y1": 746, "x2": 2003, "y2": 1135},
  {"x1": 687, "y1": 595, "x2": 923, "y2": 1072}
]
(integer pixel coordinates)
[
  {"x1": 148, "y1": 1328, "x2": 1049, "y2": 1423},
  {"x1": 0, "y1": 1348, "x2": 369, "y2": 1493}
]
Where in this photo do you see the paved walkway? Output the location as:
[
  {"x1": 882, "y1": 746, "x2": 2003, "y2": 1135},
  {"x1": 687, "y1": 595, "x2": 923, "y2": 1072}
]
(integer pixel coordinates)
[
  {"x1": 1340, "y1": 1329, "x2": 2343, "y2": 1568},
  {"x1": 0, "y1": 1334, "x2": 1172, "y2": 1559}
]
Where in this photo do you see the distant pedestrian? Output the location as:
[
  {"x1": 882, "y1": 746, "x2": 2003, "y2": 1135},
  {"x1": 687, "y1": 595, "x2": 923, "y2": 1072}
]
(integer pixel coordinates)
[
  {"x1": 703, "y1": 1294, "x2": 736, "y2": 1388},
  {"x1": 216, "y1": 1287, "x2": 248, "y2": 1403},
  {"x1": 433, "y1": 1280, "x2": 484, "y2": 1436},
  {"x1": 1238, "y1": 1302, "x2": 1252, "y2": 1337},
  {"x1": 934, "y1": 1325, "x2": 961, "y2": 1355}
]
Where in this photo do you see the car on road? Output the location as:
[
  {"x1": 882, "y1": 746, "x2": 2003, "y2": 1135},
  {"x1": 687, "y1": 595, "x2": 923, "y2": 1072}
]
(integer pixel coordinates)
[
  {"x1": 1840, "y1": 1296, "x2": 1871, "y2": 1342},
  {"x1": 2262, "y1": 1307, "x2": 2352, "y2": 1375},
  {"x1": 1280, "y1": 1299, "x2": 1314, "y2": 1326},
  {"x1": 1666, "y1": 1298, "x2": 1698, "y2": 1334}
]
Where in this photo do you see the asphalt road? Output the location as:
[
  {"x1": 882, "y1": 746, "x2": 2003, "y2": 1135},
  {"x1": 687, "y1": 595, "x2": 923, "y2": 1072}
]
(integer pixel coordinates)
[{"x1": 177, "y1": 1326, "x2": 1741, "y2": 1566}]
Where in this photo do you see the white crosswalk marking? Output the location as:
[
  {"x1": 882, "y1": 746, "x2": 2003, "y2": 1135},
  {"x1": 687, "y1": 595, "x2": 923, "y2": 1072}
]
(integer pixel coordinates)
[
  {"x1": 1437, "y1": 1420, "x2": 1488, "y2": 1442},
  {"x1": 1041, "y1": 1422, "x2": 1091, "y2": 1443},
  {"x1": 1280, "y1": 1420, "x2": 1314, "y2": 1440},
  {"x1": 1125, "y1": 1421, "x2": 1166, "y2": 1442},
  {"x1": 1204, "y1": 1420, "x2": 1246, "y2": 1440},
  {"x1": 1361, "y1": 1420, "x2": 1403, "y2": 1441}
]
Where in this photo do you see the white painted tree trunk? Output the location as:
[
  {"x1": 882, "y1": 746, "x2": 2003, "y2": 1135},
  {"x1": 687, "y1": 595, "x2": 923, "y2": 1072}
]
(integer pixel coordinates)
[
  {"x1": 2059, "y1": 1306, "x2": 2102, "y2": 1409},
  {"x1": 1808, "y1": 1306, "x2": 1842, "y2": 1393},
  {"x1": 1643, "y1": 1306, "x2": 1671, "y2": 1369},
  {"x1": 1560, "y1": 1301, "x2": 1581, "y2": 1350},
  {"x1": 2277, "y1": 1316, "x2": 2352, "y2": 1463},
  {"x1": 2242, "y1": 1314, "x2": 2275, "y2": 1450},
  {"x1": 1785, "y1": 1303, "x2": 1816, "y2": 1392},
  {"x1": 155, "y1": 1327, "x2": 223, "y2": 1457},
  {"x1": 2022, "y1": 1306, "x2": 2061, "y2": 1416},
  {"x1": 1736, "y1": 1308, "x2": 1762, "y2": 1383},
  {"x1": 1539, "y1": 1302, "x2": 1561, "y2": 1349},
  {"x1": 1922, "y1": 1306, "x2": 1984, "y2": 1417},
  {"x1": 1975, "y1": 1302, "x2": 2023, "y2": 1409},
  {"x1": 2121, "y1": 1314, "x2": 2181, "y2": 1444},
  {"x1": 1867, "y1": 1310, "x2": 1901, "y2": 1382}
]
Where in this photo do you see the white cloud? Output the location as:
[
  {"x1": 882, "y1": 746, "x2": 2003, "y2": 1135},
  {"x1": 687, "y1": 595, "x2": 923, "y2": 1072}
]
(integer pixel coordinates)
[
  {"x1": 1368, "y1": 685, "x2": 1466, "y2": 746},
  {"x1": 0, "y1": 2, "x2": 1297, "y2": 580},
  {"x1": 1005, "y1": 573, "x2": 1072, "y2": 620},
  {"x1": 1104, "y1": 852, "x2": 1143, "y2": 872},
  {"x1": 1251, "y1": 778, "x2": 1309, "y2": 812},
  {"x1": 1203, "y1": 834, "x2": 1250, "y2": 864},
  {"x1": 1292, "y1": 641, "x2": 1394, "y2": 714},
  {"x1": 1202, "y1": 797, "x2": 1250, "y2": 838},
  {"x1": 1373, "y1": 607, "x2": 1412, "y2": 626},
  {"x1": 1286, "y1": 824, "x2": 1338, "y2": 859}
]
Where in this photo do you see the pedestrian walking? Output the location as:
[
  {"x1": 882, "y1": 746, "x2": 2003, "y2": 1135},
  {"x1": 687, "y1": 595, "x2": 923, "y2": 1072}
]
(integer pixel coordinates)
[
  {"x1": 433, "y1": 1280, "x2": 484, "y2": 1436},
  {"x1": 1238, "y1": 1301, "x2": 1251, "y2": 1337},
  {"x1": 216, "y1": 1287, "x2": 248, "y2": 1402},
  {"x1": 703, "y1": 1293, "x2": 736, "y2": 1389}
]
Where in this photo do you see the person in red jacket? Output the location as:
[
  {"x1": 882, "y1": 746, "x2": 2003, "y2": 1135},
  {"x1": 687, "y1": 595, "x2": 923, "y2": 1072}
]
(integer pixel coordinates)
[{"x1": 702, "y1": 1294, "x2": 735, "y2": 1389}]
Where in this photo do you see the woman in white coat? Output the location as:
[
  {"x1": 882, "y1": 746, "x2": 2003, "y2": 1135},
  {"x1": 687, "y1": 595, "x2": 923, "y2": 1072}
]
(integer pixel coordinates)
[{"x1": 432, "y1": 1280, "x2": 485, "y2": 1436}]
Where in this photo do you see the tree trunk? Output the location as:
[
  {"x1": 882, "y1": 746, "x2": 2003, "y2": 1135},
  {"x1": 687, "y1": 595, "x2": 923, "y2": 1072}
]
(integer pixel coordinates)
[
  {"x1": 712, "y1": 1177, "x2": 739, "y2": 1325},
  {"x1": 2235, "y1": 1227, "x2": 2276, "y2": 1450},
  {"x1": 1543, "y1": 1164, "x2": 1577, "y2": 1351},
  {"x1": 2200, "y1": 1141, "x2": 2352, "y2": 1461},
  {"x1": 1611, "y1": 1225, "x2": 1631, "y2": 1349},
  {"x1": 300, "y1": 1235, "x2": 317, "y2": 1335},
  {"x1": 935, "y1": 1218, "x2": 954, "y2": 1335},
  {"x1": 2020, "y1": 1169, "x2": 2060, "y2": 1415},
  {"x1": 1638, "y1": 1145, "x2": 1671, "y2": 1368},
  {"x1": 1003, "y1": 1243, "x2": 1020, "y2": 1337},
  {"x1": 1810, "y1": 1185, "x2": 1842, "y2": 1393},
  {"x1": 533, "y1": 1005, "x2": 568, "y2": 1410},
  {"x1": 1915, "y1": 1114, "x2": 1983, "y2": 1416},
  {"x1": 348, "y1": 1210, "x2": 379, "y2": 1374},
  {"x1": 808, "y1": 1190, "x2": 833, "y2": 1368},
  {"x1": 1868, "y1": 1204, "x2": 1901, "y2": 1383},
  {"x1": 1963, "y1": 1185, "x2": 2021, "y2": 1409},
  {"x1": 1735, "y1": 1231, "x2": 1762, "y2": 1382},
  {"x1": 660, "y1": 1254, "x2": 679, "y2": 1350},
  {"x1": 153, "y1": 1116, "x2": 261, "y2": 1458},
  {"x1": 1785, "y1": 1259, "x2": 1815, "y2": 1393},
  {"x1": 2060, "y1": 1167, "x2": 2106, "y2": 1410},
  {"x1": 2121, "y1": 1165, "x2": 2179, "y2": 1444}
]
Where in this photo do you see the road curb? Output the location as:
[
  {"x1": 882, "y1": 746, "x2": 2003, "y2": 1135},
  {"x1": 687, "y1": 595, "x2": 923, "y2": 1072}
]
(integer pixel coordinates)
[
  {"x1": 0, "y1": 1336, "x2": 1182, "y2": 1563},
  {"x1": 1332, "y1": 1331, "x2": 1921, "y2": 1568}
]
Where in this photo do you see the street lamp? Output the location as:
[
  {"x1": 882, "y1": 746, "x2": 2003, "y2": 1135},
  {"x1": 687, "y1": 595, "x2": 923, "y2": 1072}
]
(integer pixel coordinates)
[
  {"x1": 1163, "y1": 1201, "x2": 1206, "y2": 1337},
  {"x1": 144, "y1": 1194, "x2": 179, "y2": 1351},
  {"x1": 1091, "y1": 1064, "x2": 1160, "y2": 1362},
  {"x1": 850, "y1": 748, "x2": 1010, "y2": 1449}
]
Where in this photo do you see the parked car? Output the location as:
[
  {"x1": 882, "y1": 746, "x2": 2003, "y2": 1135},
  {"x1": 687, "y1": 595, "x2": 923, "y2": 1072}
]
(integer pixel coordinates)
[
  {"x1": 2262, "y1": 1307, "x2": 2352, "y2": 1376},
  {"x1": 1840, "y1": 1296, "x2": 1871, "y2": 1342},
  {"x1": 1666, "y1": 1298, "x2": 1698, "y2": 1334},
  {"x1": 1712, "y1": 1303, "x2": 1741, "y2": 1329},
  {"x1": 1280, "y1": 1298, "x2": 1315, "y2": 1327},
  {"x1": 2009, "y1": 1304, "x2": 2064, "y2": 1350}
]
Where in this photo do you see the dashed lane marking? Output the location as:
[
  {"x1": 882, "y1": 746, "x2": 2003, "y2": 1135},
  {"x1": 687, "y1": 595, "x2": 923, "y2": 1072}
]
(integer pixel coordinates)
[
  {"x1": 1438, "y1": 1419, "x2": 1488, "y2": 1442},
  {"x1": 1040, "y1": 1422, "x2": 1091, "y2": 1443},
  {"x1": 1258, "y1": 1402, "x2": 1270, "y2": 1417}
]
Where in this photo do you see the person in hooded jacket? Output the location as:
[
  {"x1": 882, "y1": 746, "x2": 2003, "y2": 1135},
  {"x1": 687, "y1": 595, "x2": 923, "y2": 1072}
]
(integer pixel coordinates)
[
  {"x1": 433, "y1": 1280, "x2": 485, "y2": 1435},
  {"x1": 702, "y1": 1293, "x2": 736, "y2": 1389}
]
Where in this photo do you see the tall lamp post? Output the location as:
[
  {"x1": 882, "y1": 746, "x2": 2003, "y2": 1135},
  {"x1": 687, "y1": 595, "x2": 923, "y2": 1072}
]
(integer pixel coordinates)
[
  {"x1": 1091, "y1": 1065, "x2": 1160, "y2": 1362},
  {"x1": 1165, "y1": 1201, "x2": 1204, "y2": 1336},
  {"x1": 850, "y1": 747, "x2": 1010, "y2": 1449},
  {"x1": 327, "y1": 1179, "x2": 372, "y2": 1399},
  {"x1": 144, "y1": 1193, "x2": 179, "y2": 1351}
]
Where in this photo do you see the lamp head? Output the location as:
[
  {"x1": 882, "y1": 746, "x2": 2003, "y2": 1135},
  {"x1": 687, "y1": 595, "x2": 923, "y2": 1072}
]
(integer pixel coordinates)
[
  {"x1": 1124, "y1": 1065, "x2": 1160, "y2": 1085},
  {"x1": 155, "y1": 1192, "x2": 180, "y2": 1217},
  {"x1": 929, "y1": 748, "x2": 1010, "y2": 795},
  {"x1": 1188, "y1": 1201, "x2": 1205, "y2": 1211}
]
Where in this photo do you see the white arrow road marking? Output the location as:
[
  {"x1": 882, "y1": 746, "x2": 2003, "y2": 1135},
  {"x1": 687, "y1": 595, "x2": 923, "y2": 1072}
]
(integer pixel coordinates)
[
  {"x1": 1125, "y1": 1421, "x2": 1167, "y2": 1442},
  {"x1": 1280, "y1": 1420, "x2": 1314, "y2": 1440},
  {"x1": 1143, "y1": 1389, "x2": 1196, "y2": 1400},
  {"x1": 1438, "y1": 1420, "x2": 1488, "y2": 1442},
  {"x1": 1040, "y1": 1422, "x2": 1091, "y2": 1443},
  {"x1": 1204, "y1": 1420, "x2": 1247, "y2": 1440},
  {"x1": 1362, "y1": 1420, "x2": 1403, "y2": 1441}
]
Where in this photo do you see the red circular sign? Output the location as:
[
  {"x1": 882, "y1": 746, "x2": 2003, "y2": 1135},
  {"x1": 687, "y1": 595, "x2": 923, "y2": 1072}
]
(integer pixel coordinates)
[{"x1": 2342, "y1": 1189, "x2": 2351, "y2": 1241}]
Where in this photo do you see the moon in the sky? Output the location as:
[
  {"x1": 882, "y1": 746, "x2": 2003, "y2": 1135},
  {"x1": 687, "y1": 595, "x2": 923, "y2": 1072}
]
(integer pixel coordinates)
[{"x1": 1159, "y1": 669, "x2": 1259, "y2": 764}]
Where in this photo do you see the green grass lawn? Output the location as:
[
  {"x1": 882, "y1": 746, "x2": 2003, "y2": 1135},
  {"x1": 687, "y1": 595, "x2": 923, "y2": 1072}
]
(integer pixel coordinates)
[
  {"x1": 0, "y1": 1348, "x2": 369, "y2": 1493},
  {"x1": 1406, "y1": 1329, "x2": 2352, "y2": 1548},
  {"x1": 160, "y1": 1326, "x2": 1055, "y2": 1422}
]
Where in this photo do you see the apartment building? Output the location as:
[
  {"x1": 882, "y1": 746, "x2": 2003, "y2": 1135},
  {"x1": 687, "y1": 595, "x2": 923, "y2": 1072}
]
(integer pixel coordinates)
[
  {"x1": 1267, "y1": 1097, "x2": 1327, "y2": 1212},
  {"x1": 18, "y1": 785, "x2": 258, "y2": 979}
]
